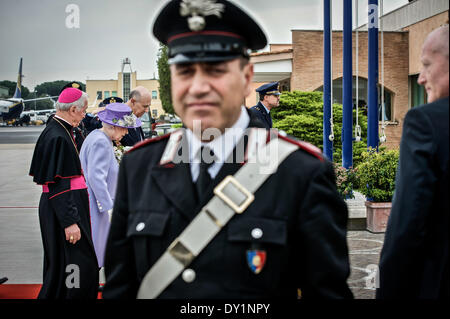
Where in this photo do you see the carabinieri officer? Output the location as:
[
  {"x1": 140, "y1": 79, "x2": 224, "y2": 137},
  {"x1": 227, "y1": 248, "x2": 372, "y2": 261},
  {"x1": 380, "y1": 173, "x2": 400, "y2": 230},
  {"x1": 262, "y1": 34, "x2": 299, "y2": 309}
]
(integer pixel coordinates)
[
  {"x1": 103, "y1": 0, "x2": 352, "y2": 299},
  {"x1": 250, "y1": 82, "x2": 281, "y2": 129}
]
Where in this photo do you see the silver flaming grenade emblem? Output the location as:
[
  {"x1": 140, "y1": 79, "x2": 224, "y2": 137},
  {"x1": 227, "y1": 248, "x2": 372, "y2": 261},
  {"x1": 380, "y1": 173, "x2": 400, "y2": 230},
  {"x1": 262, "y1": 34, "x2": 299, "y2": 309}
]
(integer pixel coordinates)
[{"x1": 180, "y1": 0, "x2": 225, "y2": 32}]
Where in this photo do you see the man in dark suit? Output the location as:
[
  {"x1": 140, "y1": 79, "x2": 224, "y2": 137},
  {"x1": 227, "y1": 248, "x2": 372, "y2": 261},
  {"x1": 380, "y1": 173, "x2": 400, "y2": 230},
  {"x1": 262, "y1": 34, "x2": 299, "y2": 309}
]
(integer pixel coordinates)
[
  {"x1": 377, "y1": 25, "x2": 449, "y2": 299},
  {"x1": 103, "y1": 0, "x2": 352, "y2": 299},
  {"x1": 250, "y1": 82, "x2": 281, "y2": 129},
  {"x1": 120, "y1": 86, "x2": 151, "y2": 146}
]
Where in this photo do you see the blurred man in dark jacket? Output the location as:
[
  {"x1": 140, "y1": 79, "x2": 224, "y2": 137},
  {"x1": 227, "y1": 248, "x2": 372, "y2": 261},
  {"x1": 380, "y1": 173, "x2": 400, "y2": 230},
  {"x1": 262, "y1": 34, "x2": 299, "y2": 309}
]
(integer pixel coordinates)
[{"x1": 377, "y1": 25, "x2": 449, "y2": 299}]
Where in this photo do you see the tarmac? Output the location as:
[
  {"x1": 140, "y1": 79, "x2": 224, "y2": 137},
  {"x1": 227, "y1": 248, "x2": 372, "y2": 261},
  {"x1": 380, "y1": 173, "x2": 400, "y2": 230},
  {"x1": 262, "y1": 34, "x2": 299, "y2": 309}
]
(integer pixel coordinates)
[{"x1": 0, "y1": 139, "x2": 385, "y2": 299}]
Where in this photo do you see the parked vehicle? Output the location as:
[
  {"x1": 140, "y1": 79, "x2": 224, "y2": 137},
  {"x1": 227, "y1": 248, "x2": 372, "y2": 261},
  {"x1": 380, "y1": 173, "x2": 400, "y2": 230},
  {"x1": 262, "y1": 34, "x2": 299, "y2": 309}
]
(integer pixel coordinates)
[
  {"x1": 140, "y1": 112, "x2": 157, "y2": 138},
  {"x1": 22, "y1": 110, "x2": 55, "y2": 124},
  {"x1": 154, "y1": 123, "x2": 178, "y2": 136}
]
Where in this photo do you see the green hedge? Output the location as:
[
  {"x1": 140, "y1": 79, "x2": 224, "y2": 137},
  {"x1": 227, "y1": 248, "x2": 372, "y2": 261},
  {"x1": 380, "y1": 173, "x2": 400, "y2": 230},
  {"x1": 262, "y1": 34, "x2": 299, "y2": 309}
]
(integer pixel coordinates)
[
  {"x1": 271, "y1": 91, "x2": 368, "y2": 167},
  {"x1": 270, "y1": 91, "x2": 400, "y2": 201}
]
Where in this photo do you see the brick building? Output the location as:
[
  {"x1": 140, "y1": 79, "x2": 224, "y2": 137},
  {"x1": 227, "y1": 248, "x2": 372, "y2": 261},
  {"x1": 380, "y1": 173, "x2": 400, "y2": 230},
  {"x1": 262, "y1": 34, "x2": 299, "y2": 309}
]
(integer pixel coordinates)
[
  {"x1": 85, "y1": 58, "x2": 165, "y2": 119},
  {"x1": 249, "y1": 0, "x2": 448, "y2": 149}
]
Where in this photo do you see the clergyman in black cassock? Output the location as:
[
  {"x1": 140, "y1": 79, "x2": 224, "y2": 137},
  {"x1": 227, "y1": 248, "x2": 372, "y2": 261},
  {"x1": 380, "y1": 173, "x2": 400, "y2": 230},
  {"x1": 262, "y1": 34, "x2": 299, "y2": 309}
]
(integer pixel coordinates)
[{"x1": 29, "y1": 88, "x2": 98, "y2": 299}]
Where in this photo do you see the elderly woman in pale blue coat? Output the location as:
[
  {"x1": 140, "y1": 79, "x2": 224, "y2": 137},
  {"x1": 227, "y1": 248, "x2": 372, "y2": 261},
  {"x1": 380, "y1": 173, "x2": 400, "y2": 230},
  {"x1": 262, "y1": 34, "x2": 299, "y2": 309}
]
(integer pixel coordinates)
[{"x1": 80, "y1": 103, "x2": 141, "y2": 267}]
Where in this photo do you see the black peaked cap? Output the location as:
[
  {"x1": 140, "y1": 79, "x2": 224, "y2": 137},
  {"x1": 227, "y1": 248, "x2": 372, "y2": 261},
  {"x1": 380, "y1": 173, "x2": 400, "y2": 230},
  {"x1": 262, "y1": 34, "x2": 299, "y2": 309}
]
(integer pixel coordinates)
[
  {"x1": 153, "y1": 0, "x2": 267, "y2": 64},
  {"x1": 60, "y1": 81, "x2": 84, "y2": 94}
]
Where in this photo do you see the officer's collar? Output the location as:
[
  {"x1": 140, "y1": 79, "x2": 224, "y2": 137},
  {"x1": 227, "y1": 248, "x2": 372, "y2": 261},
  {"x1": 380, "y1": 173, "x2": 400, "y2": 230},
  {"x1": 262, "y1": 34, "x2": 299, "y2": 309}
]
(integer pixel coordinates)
[{"x1": 259, "y1": 101, "x2": 270, "y2": 114}]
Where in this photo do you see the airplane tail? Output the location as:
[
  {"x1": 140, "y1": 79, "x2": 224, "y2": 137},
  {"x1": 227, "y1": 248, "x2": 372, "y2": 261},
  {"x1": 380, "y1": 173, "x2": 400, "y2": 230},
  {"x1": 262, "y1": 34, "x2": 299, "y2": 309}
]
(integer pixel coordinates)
[{"x1": 13, "y1": 58, "x2": 23, "y2": 99}]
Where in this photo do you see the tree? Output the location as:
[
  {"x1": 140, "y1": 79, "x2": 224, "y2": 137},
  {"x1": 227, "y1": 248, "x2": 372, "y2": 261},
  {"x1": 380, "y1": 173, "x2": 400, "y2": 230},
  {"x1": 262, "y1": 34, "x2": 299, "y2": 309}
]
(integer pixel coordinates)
[
  {"x1": 157, "y1": 43, "x2": 174, "y2": 114},
  {"x1": 272, "y1": 91, "x2": 368, "y2": 167},
  {"x1": 35, "y1": 80, "x2": 85, "y2": 97},
  {"x1": 0, "y1": 80, "x2": 30, "y2": 98}
]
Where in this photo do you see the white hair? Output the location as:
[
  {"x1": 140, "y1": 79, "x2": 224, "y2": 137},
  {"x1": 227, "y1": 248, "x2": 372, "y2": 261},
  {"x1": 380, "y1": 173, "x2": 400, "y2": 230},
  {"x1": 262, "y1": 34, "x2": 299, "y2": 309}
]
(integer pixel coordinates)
[
  {"x1": 55, "y1": 91, "x2": 89, "y2": 111},
  {"x1": 102, "y1": 122, "x2": 113, "y2": 129},
  {"x1": 427, "y1": 24, "x2": 449, "y2": 58},
  {"x1": 102, "y1": 122, "x2": 121, "y2": 131}
]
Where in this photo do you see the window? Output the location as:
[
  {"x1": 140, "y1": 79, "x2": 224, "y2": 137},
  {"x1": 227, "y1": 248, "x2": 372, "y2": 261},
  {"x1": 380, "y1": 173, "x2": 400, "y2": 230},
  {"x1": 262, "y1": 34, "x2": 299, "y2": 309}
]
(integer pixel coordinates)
[
  {"x1": 410, "y1": 74, "x2": 427, "y2": 108},
  {"x1": 378, "y1": 88, "x2": 392, "y2": 121},
  {"x1": 152, "y1": 109, "x2": 158, "y2": 118},
  {"x1": 111, "y1": 91, "x2": 117, "y2": 97},
  {"x1": 152, "y1": 90, "x2": 158, "y2": 99},
  {"x1": 96, "y1": 91, "x2": 102, "y2": 100},
  {"x1": 315, "y1": 76, "x2": 393, "y2": 121},
  {"x1": 104, "y1": 91, "x2": 110, "y2": 98},
  {"x1": 123, "y1": 73, "x2": 131, "y2": 100}
]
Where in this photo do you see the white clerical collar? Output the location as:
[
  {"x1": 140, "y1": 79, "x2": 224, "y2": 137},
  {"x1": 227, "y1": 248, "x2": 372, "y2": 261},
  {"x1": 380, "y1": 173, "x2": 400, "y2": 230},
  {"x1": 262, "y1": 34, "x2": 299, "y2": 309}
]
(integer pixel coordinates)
[
  {"x1": 186, "y1": 106, "x2": 250, "y2": 180},
  {"x1": 54, "y1": 115, "x2": 72, "y2": 126}
]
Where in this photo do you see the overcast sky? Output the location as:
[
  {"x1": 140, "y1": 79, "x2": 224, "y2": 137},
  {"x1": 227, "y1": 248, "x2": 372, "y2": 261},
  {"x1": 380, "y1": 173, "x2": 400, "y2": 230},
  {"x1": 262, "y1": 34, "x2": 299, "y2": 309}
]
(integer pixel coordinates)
[{"x1": 0, "y1": 0, "x2": 408, "y2": 91}]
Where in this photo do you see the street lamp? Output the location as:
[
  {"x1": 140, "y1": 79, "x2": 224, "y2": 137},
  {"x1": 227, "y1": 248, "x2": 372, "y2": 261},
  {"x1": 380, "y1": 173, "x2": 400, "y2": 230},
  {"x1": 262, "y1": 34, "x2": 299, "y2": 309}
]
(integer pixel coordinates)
[{"x1": 34, "y1": 90, "x2": 37, "y2": 112}]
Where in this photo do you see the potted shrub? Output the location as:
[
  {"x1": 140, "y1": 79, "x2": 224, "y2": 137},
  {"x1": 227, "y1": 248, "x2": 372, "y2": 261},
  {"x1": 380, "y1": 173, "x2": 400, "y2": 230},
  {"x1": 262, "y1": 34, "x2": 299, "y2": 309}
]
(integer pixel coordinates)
[{"x1": 355, "y1": 149, "x2": 399, "y2": 233}]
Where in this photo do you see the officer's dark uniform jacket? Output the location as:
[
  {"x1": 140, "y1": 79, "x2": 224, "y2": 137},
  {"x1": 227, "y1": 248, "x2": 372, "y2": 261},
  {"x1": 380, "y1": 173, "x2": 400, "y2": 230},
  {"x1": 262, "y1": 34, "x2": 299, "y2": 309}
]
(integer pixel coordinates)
[
  {"x1": 103, "y1": 110, "x2": 352, "y2": 299},
  {"x1": 250, "y1": 101, "x2": 272, "y2": 129},
  {"x1": 82, "y1": 114, "x2": 103, "y2": 135},
  {"x1": 120, "y1": 126, "x2": 145, "y2": 147}
]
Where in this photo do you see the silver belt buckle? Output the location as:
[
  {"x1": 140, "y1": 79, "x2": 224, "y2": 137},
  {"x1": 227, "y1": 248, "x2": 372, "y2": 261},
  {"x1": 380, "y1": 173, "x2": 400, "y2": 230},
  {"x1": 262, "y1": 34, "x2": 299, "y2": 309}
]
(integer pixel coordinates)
[{"x1": 213, "y1": 175, "x2": 255, "y2": 214}]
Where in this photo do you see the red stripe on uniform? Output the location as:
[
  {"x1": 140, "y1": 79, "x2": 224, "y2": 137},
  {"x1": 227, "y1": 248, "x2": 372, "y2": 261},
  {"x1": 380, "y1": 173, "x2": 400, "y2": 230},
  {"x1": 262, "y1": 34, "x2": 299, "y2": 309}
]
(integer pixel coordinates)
[{"x1": 168, "y1": 30, "x2": 244, "y2": 43}]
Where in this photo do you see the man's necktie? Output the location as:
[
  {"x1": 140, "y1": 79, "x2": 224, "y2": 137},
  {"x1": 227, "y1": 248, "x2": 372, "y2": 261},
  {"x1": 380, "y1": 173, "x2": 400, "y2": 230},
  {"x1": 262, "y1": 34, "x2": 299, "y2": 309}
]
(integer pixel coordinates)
[
  {"x1": 267, "y1": 113, "x2": 272, "y2": 128},
  {"x1": 137, "y1": 127, "x2": 144, "y2": 141},
  {"x1": 195, "y1": 146, "x2": 214, "y2": 201}
]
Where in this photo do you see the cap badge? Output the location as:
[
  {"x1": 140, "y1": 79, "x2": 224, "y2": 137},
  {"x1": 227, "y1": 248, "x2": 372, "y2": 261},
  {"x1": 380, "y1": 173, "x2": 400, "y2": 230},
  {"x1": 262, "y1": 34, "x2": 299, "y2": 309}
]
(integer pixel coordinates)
[
  {"x1": 110, "y1": 98, "x2": 116, "y2": 103},
  {"x1": 180, "y1": 0, "x2": 225, "y2": 32},
  {"x1": 72, "y1": 83, "x2": 80, "y2": 88}
]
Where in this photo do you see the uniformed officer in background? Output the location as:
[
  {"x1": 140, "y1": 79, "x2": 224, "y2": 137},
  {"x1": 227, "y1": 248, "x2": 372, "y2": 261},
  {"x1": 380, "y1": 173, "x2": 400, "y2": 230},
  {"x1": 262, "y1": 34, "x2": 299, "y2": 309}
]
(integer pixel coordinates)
[
  {"x1": 250, "y1": 82, "x2": 281, "y2": 129},
  {"x1": 103, "y1": 0, "x2": 352, "y2": 299},
  {"x1": 82, "y1": 96, "x2": 125, "y2": 135}
]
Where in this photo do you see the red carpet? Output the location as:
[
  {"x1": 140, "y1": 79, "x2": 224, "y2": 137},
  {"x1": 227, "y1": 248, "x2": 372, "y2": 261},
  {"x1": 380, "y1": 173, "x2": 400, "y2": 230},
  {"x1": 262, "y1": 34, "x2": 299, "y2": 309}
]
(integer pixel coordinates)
[
  {"x1": 0, "y1": 284, "x2": 103, "y2": 299},
  {"x1": 0, "y1": 284, "x2": 41, "y2": 299}
]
